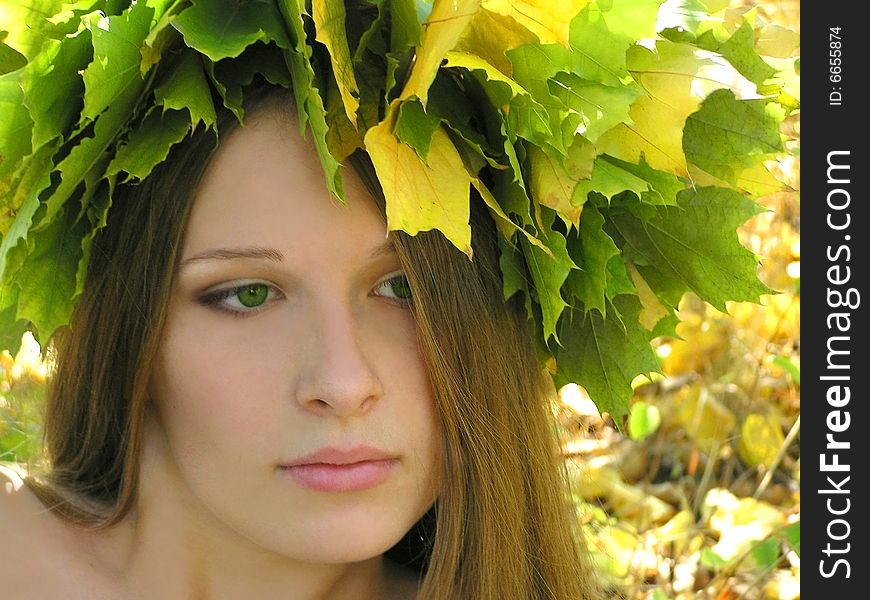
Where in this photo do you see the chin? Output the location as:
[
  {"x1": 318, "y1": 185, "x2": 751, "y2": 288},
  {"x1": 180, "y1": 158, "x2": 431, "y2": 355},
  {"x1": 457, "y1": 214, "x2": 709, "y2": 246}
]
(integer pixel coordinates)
[
  {"x1": 251, "y1": 509, "x2": 420, "y2": 565},
  {"x1": 290, "y1": 527, "x2": 410, "y2": 565}
]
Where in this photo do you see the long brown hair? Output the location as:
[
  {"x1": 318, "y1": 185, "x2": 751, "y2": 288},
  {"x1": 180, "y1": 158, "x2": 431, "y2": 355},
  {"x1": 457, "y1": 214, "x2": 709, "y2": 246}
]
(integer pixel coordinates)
[{"x1": 27, "y1": 84, "x2": 602, "y2": 599}]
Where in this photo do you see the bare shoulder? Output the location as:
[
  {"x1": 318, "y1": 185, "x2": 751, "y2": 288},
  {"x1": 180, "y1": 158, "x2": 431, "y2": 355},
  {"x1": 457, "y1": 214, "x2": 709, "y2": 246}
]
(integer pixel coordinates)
[
  {"x1": 0, "y1": 462, "x2": 36, "y2": 534},
  {"x1": 0, "y1": 463, "x2": 54, "y2": 596},
  {"x1": 0, "y1": 464, "x2": 121, "y2": 599}
]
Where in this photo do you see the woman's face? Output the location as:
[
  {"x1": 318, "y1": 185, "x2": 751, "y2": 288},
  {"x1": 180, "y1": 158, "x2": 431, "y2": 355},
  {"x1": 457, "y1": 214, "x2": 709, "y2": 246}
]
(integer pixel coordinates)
[{"x1": 148, "y1": 106, "x2": 442, "y2": 563}]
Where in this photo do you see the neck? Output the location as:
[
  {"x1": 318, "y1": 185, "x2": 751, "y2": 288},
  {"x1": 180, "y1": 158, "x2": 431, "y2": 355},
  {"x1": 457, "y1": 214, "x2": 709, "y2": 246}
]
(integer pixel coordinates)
[{"x1": 100, "y1": 413, "x2": 393, "y2": 600}]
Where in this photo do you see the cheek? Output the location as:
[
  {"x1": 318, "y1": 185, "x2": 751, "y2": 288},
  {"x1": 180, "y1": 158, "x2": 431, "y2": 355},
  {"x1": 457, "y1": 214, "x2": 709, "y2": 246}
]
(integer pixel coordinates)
[{"x1": 150, "y1": 315, "x2": 288, "y2": 462}]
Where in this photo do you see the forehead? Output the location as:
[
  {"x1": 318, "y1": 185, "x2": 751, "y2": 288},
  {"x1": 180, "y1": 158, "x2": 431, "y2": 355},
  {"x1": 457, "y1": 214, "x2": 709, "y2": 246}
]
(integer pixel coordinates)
[{"x1": 180, "y1": 108, "x2": 387, "y2": 261}]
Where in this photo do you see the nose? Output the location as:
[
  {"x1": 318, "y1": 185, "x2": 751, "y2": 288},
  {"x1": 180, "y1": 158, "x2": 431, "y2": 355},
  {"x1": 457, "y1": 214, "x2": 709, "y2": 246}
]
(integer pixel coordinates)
[{"x1": 294, "y1": 302, "x2": 384, "y2": 417}]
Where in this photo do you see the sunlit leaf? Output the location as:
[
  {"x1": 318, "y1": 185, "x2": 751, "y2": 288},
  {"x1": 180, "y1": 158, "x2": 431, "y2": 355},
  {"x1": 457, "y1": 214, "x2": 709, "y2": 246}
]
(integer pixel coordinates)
[
  {"x1": 683, "y1": 89, "x2": 783, "y2": 186},
  {"x1": 171, "y1": 0, "x2": 290, "y2": 61},
  {"x1": 312, "y1": 0, "x2": 360, "y2": 125},
  {"x1": 481, "y1": 0, "x2": 591, "y2": 47},
  {"x1": 399, "y1": 0, "x2": 481, "y2": 105},
  {"x1": 365, "y1": 103, "x2": 472, "y2": 256}
]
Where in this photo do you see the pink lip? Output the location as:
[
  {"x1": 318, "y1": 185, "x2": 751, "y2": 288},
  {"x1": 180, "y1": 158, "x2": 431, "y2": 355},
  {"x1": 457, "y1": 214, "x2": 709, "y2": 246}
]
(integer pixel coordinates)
[{"x1": 279, "y1": 446, "x2": 399, "y2": 492}]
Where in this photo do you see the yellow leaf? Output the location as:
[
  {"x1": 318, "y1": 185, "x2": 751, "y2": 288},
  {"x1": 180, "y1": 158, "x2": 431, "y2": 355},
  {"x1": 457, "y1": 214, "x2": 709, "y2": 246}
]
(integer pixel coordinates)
[
  {"x1": 454, "y1": 7, "x2": 538, "y2": 76},
  {"x1": 653, "y1": 510, "x2": 696, "y2": 555},
  {"x1": 365, "y1": 103, "x2": 473, "y2": 256},
  {"x1": 703, "y1": 488, "x2": 785, "y2": 561},
  {"x1": 676, "y1": 384, "x2": 736, "y2": 451},
  {"x1": 528, "y1": 145, "x2": 580, "y2": 225},
  {"x1": 688, "y1": 161, "x2": 786, "y2": 197},
  {"x1": 480, "y1": 0, "x2": 592, "y2": 46},
  {"x1": 598, "y1": 41, "x2": 756, "y2": 177},
  {"x1": 737, "y1": 413, "x2": 785, "y2": 469},
  {"x1": 627, "y1": 263, "x2": 670, "y2": 331},
  {"x1": 400, "y1": 0, "x2": 481, "y2": 106},
  {"x1": 597, "y1": 94, "x2": 689, "y2": 175},
  {"x1": 755, "y1": 24, "x2": 800, "y2": 59},
  {"x1": 312, "y1": 0, "x2": 360, "y2": 125}
]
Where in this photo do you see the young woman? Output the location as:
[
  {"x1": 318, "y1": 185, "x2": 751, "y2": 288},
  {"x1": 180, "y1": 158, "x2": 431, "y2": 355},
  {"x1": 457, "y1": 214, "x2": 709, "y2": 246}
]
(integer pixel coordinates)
[{"x1": 0, "y1": 90, "x2": 602, "y2": 598}]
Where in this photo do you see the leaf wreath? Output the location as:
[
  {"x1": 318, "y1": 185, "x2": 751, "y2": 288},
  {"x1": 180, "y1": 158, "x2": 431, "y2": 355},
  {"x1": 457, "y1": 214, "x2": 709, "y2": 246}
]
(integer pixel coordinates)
[{"x1": 0, "y1": 0, "x2": 798, "y2": 421}]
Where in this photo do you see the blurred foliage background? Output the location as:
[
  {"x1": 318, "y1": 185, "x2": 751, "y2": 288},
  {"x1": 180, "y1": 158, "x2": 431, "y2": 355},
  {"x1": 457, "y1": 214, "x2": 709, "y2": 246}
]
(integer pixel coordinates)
[
  {"x1": 1, "y1": 1, "x2": 798, "y2": 598},
  {"x1": 559, "y1": 1, "x2": 801, "y2": 597}
]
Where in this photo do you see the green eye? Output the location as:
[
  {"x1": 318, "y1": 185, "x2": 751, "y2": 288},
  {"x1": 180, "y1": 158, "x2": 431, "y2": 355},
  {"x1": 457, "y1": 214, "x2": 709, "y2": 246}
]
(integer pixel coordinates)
[
  {"x1": 237, "y1": 283, "x2": 270, "y2": 307},
  {"x1": 377, "y1": 275, "x2": 413, "y2": 302}
]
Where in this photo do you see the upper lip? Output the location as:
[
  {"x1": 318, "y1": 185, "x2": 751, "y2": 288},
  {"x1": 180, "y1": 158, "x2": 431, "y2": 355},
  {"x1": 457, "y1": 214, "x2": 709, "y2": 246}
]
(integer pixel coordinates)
[{"x1": 281, "y1": 445, "x2": 397, "y2": 467}]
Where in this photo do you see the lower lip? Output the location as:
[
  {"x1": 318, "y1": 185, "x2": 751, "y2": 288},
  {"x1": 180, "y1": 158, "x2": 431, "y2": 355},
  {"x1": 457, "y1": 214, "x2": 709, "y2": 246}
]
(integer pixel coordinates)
[{"x1": 280, "y1": 459, "x2": 398, "y2": 492}]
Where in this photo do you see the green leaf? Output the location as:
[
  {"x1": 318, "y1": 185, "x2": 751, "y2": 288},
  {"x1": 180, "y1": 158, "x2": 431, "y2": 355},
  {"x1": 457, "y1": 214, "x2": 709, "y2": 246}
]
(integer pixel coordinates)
[
  {"x1": 605, "y1": 254, "x2": 636, "y2": 299},
  {"x1": 206, "y1": 42, "x2": 292, "y2": 120},
  {"x1": 106, "y1": 108, "x2": 191, "y2": 182},
  {"x1": 782, "y1": 521, "x2": 800, "y2": 557},
  {"x1": 607, "y1": 186, "x2": 771, "y2": 311},
  {"x1": 700, "y1": 547, "x2": 728, "y2": 570},
  {"x1": 574, "y1": 156, "x2": 650, "y2": 204},
  {"x1": 472, "y1": 178, "x2": 551, "y2": 256},
  {"x1": 498, "y1": 234, "x2": 529, "y2": 304},
  {"x1": 709, "y1": 20, "x2": 777, "y2": 86},
  {"x1": 140, "y1": 0, "x2": 189, "y2": 74},
  {"x1": 0, "y1": 78, "x2": 33, "y2": 184},
  {"x1": 683, "y1": 89, "x2": 783, "y2": 186},
  {"x1": 0, "y1": 33, "x2": 27, "y2": 75},
  {"x1": 566, "y1": 203, "x2": 619, "y2": 316},
  {"x1": 599, "y1": 156, "x2": 683, "y2": 206},
  {"x1": 394, "y1": 98, "x2": 440, "y2": 160},
  {"x1": 20, "y1": 30, "x2": 93, "y2": 150},
  {"x1": 773, "y1": 355, "x2": 800, "y2": 385},
  {"x1": 312, "y1": 0, "x2": 360, "y2": 125},
  {"x1": 444, "y1": 50, "x2": 551, "y2": 147},
  {"x1": 43, "y1": 79, "x2": 142, "y2": 224},
  {"x1": 81, "y1": 2, "x2": 158, "y2": 121},
  {"x1": 523, "y1": 207, "x2": 574, "y2": 342},
  {"x1": 553, "y1": 294, "x2": 660, "y2": 420},
  {"x1": 0, "y1": 0, "x2": 68, "y2": 62},
  {"x1": 628, "y1": 400, "x2": 661, "y2": 440},
  {"x1": 597, "y1": 40, "x2": 753, "y2": 176},
  {"x1": 1, "y1": 142, "x2": 57, "y2": 279},
  {"x1": 278, "y1": 0, "x2": 344, "y2": 200},
  {"x1": 0, "y1": 282, "x2": 26, "y2": 353},
  {"x1": 171, "y1": 0, "x2": 290, "y2": 62},
  {"x1": 154, "y1": 49, "x2": 217, "y2": 129},
  {"x1": 751, "y1": 537, "x2": 781, "y2": 570},
  {"x1": 548, "y1": 73, "x2": 638, "y2": 143},
  {"x1": 14, "y1": 203, "x2": 88, "y2": 344},
  {"x1": 568, "y1": 0, "x2": 662, "y2": 87},
  {"x1": 388, "y1": 0, "x2": 422, "y2": 54}
]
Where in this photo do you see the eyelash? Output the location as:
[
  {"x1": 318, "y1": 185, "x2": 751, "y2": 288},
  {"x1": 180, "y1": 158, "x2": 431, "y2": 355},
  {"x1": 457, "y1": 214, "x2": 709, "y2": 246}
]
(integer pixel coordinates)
[
  {"x1": 198, "y1": 283, "x2": 282, "y2": 318},
  {"x1": 197, "y1": 274, "x2": 413, "y2": 317}
]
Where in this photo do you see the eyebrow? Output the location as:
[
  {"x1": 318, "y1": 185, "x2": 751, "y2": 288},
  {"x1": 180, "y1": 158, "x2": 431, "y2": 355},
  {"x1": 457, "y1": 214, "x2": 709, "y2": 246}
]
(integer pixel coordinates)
[
  {"x1": 178, "y1": 246, "x2": 285, "y2": 269},
  {"x1": 177, "y1": 240, "x2": 397, "y2": 269}
]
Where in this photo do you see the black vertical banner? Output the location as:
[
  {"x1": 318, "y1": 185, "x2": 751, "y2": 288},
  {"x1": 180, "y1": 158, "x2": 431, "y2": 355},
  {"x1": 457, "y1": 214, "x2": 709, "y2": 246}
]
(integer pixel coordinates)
[{"x1": 803, "y1": 3, "x2": 865, "y2": 596}]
